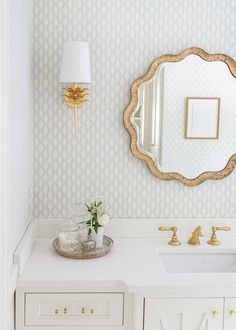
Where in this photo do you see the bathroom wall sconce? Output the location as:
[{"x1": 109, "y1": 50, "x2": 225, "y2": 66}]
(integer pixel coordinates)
[{"x1": 59, "y1": 41, "x2": 91, "y2": 135}]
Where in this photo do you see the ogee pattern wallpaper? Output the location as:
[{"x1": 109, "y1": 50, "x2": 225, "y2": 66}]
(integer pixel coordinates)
[
  {"x1": 34, "y1": 0, "x2": 236, "y2": 218},
  {"x1": 161, "y1": 56, "x2": 236, "y2": 178}
]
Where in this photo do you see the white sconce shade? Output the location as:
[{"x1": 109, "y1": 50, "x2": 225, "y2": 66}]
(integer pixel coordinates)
[{"x1": 59, "y1": 41, "x2": 91, "y2": 84}]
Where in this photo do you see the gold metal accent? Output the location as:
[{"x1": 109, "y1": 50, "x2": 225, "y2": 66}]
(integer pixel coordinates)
[
  {"x1": 63, "y1": 83, "x2": 89, "y2": 136},
  {"x1": 230, "y1": 310, "x2": 236, "y2": 317},
  {"x1": 212, "y1": 310, "x2": 220, "y2": 317},
  {"x1": 158, "y1": 226, "x2": 181, "y2": 246},
  {"x1": 90, "y1": 308, "x2": 94, "y2": 314},
  {"x1": 188, "y1": 226, "x2": 204, "y2": 245},
  {"x1": 207, "y1": 226, "x2": 231, "y2": 245},
  {"x1": 123, "y1": 47, "x2": 236, "y2": 186},
  {"x1": 54, "y1": 309, "x2": 59, "y2": 315},
  {"x1": 82, "y1": 307, "x2": 85, "y2": 314},
  {"x1": 64, "y1": 307, "x2": 68, "y2": 315}
]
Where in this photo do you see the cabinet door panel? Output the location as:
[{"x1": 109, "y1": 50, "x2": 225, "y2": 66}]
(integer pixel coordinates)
[
  {"x1": 224, "y1": 298, "x2": 236, "y2": 330},
  {"x1": 144, "y1": 298, "x2": 223, "y2": 330}
]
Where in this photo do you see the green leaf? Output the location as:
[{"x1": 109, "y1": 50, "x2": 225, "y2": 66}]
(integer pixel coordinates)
[
  {"x1": 94, "y1": 222, "x2": 99, "y2": 234},
  {"x1": 86, "y1": 218, "x2": 92, "y2": 225}
]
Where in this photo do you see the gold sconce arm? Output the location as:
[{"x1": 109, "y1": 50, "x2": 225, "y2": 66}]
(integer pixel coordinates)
[
  {"x1": 207, "y1": 226, "x2": 231, "y2": 245},
  {"x1": 63, "y1": 83, "x2": 89, "y2": 136},
  {"x1": 158, "y1": 226, "x2": 181, "y2": 246}
]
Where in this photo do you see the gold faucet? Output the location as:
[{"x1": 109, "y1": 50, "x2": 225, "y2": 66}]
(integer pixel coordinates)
[
  {"x1": 207, "y1": 226, "x2": 231, "y2": 245},
  {"x1": 188, "y1": 226, "x2": 204, "y2": 245},
  {"x1": 158, "y1": 226, "x2": 181, "y2": 246}
]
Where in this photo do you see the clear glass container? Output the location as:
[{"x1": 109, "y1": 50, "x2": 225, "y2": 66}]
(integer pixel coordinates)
[
  {"x1": 81, "y1": 240, "x2": 96, "y2": 253},
  {"x1": 58, "y1": 221, "x2": 79, "y2": 252},
  {"x1": 78, "y1": 222, "x2": 89, "y2": 244}
]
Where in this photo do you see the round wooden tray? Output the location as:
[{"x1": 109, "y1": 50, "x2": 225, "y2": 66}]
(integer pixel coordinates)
[{"x1": 52, "y1": 236, "x2": 113, "y2": 259}]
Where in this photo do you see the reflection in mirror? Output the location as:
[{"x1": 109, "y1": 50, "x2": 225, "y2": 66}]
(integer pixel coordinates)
[{"x1": 124, "y1": 48, "x2": 236, "y2": 185}]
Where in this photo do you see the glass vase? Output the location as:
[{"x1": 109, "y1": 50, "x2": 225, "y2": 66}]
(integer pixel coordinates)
[{"x1": 90, "y1": 227, "x2": 104, "y2": 249}]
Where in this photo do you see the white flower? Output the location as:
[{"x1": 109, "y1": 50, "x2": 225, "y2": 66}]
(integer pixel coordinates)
[
  {"x1": 98, "y1": 213, "x2": 110, "y2": 226},
  {"x1": 89, "y1": 202, "x2": 106, "y2": 216}
]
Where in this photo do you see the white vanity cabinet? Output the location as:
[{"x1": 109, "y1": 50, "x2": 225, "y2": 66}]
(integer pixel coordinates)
[
  {"x1": 16, "y1": 291, "x2": 236, "y2": 330},
  {"x1": 14, "y1": 224, "x2": 236, "y2": 330},
  {"x1": 144, "y1": 298, "x2": 224, "y2": 330},
  {"x1": 224, "y1": 298, "x2": 236, "y2": 330}
]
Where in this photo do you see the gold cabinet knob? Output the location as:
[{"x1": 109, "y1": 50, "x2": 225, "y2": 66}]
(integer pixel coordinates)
[
  {"x1": 90, "y1": 308, "x2": 94, "y2": 314},
  {"x1": 81, "y1": 307, "x2": 85, "y2": 314},
  {"x1": 230, "y1": 310, "x2": 236, "y2": 317},
  {"x1": 64, "y1": 307, "x2": 68, "y2": 315},
  {"x1": 54, "y1": 309, "x2": 59, "y2": 315},
  {"x1": 212, "y1": 310, "x2": 220, "y2": 317}
]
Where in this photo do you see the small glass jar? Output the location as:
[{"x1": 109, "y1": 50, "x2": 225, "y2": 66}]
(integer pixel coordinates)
[
  {"x1": 81, "y1": 240, "x2": 96, "y2": 253},
  {"x1": 78, "y1": 222, "x2": 89, "y2": 244},
  {"x1": 58, "y1": 221, "x2": 79, "y2": 252}
]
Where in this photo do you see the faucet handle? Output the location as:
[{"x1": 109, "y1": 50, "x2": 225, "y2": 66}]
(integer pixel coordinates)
[
  {"x1": 207, "y1": 226, "x2": 231, "y2": 245},
  {"x1": 214, "y1": 226, "x2": 231, "y2": 231},
  {"x1": 158, "y1": 226, "x2": 181, "y2": 246}
]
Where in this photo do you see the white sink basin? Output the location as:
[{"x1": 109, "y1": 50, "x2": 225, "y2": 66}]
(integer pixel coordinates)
[{"x1": 159, "y1": 252, "x2": 236, "y2": 273}]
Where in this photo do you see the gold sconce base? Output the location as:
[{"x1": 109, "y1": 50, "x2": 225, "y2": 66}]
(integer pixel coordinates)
[{"x1": 63, "y1": 83, "x2": 89, "y2": 136}]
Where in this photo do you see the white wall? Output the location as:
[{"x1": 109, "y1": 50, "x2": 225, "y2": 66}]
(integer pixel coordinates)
[
  {"x1": 0, "y1": 0, "x2": 9, "y2": 328},
  {"x1": 8, "y1": 0, "x2": 33, "y2": 261},
  {"x1": 33, "y1": 0, "x2": 236, "y2": 218}
]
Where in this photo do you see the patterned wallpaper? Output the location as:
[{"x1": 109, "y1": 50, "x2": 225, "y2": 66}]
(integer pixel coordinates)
[
  {"x1": 34, "y1": 0, "x2": 236, "y2": 218},
  {"x1": 161, "y1": 56, "x2": 236, "y2": 178}
]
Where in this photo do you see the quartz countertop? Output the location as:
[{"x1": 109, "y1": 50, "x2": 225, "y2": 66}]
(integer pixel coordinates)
[{"x1": 16, "y1": 237, "x2": 236, "y2": 296}]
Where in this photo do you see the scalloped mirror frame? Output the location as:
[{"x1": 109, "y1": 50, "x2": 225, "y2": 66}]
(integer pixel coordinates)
[{"x1": 124, "y1": 47, "x2": 236, "y2": 186}]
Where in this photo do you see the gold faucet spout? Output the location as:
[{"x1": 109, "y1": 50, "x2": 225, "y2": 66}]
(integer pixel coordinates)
[{"x1": 188, "y1": 226, "x2": 204, "y2": 245}]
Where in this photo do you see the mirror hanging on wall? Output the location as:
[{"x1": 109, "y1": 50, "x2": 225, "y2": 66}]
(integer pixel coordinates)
[{"x1": 124, "y1": 47, "x2": 236, "y2": 186}]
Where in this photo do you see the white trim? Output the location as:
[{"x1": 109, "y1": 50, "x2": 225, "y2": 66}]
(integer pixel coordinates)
[
  {"x1": 8, "y1": 265, "x2": 18, "y2": 298},
  {"x1": 14, "y1": 220, "x2": 38, "y2": 277},
  {"x1": 0, "y1": 0, "x2": 9, "y2": 329}
]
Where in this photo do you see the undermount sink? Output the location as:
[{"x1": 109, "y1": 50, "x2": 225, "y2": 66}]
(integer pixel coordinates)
[{"x1": 159, "y1": 252, "x2": 236, "y2": 273}]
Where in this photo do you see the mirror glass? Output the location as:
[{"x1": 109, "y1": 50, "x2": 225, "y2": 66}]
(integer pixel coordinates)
[{"x1": 131, "y1": 54, "x2": 236, "y2": 179}]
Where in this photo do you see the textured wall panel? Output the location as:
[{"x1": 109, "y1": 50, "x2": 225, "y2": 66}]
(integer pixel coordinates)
[
  {"x1": 8, "y1": 0, "x2": 33, "y2": 256},
  {"x1": 34, "y1": 0, "x2": 236, "y2": 218}
]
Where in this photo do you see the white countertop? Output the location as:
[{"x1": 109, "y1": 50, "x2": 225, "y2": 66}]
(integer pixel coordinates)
[{"x1": 17, "y1": 237, "x2": 236, "y2": 296}]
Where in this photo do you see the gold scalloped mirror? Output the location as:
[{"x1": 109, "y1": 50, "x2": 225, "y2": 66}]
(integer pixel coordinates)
[{"x1": 124, "y1": 47, "x2": 236, "y2": 186}]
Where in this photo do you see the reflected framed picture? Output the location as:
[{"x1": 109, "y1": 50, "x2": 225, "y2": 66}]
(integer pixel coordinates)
[{"x1": 185, "y1": 97, "x2": 220, "y2": 139}]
